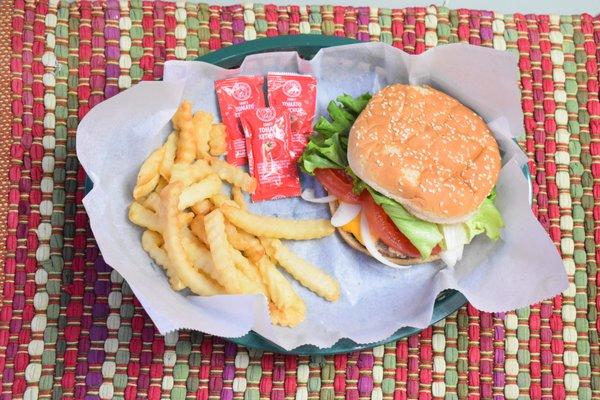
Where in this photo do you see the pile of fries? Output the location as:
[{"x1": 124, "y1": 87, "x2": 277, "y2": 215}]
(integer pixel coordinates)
[{"x1": 128, "y1": 101, "x2": 340, "y2": 327}]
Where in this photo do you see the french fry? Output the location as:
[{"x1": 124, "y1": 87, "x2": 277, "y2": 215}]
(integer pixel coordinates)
[
  {"x1": 173, "y1": 101, "x2": 196, "y2": 165},
  {"x1": 133, "y1": 146, "x2": 165, "y2": 200},
  {"x1": 224, "y1": 223, "x2": 265, "y2": 263},
  {"x1": 210, "y1": 193, "x2": 238, "y2": 208},
  {"x1": 208, "y1": 123, "x2": 227, "y2": 156},
  {"x1": 192, "y1": 111, "x2": 213, "y2": 159},
  {"x1": 180, "y1": 212, "x2": 194, "y2": 226},
  {"x1": 181, "y1": 224, "x2": 205, "y2": 248},
  {"x1": 155, "y1": 177, "x2": 168, "y2": 193},
  {"x1": 204, "y1": 209, "x2": 263, "y2": 294},
  {"x1": 141, "y1": 230, "x2": 185, "y2": 291},
  {"x1": 191, "y1": 199, "x2": 213, "y2": 215},
  {"x1": 210, "y1": 158, "x2": 257, "y2": 193},
  {"x1": 221, "y1": 204, "x2": 335, "y2": 240},
  {"x1": 183, "y1": 224, "x2": 265, "y2": 298},
  {"x1": 179, "y1": 174, "x2": 222, "y2": 210},
  {"x1": 142, "y1": 191, "x2": 160, "y2": 212},
  {"x1": 172, "y1": 100, "x2": 191, "y2": 129},
  {"x1": 181, "y1": 226, "x2": 220, "y2": 279},
  {"x1": 231, "y1": 186, "x2": 247, "y2": 210},
  {"x1": 262, "y1": 238, "x2": 340, "y2": 302},
  {"x1": 255, "y1": 255, "x2": 306, "y2": 327},
  {"x1": 201, "y1": 213, "x2": 264, "y2": 288},
  {"x1": 159, "y1": 182, "x2": 224, "y2": 296},
  {"x1": 130, "y1": 201, "x2": 192, "y2": 231},
  {"x1": 190, "y1": 215, "x2": 208, "y2": 245},
  {"x1": 129, "y1": 202, "x2": 161, "y2": 232},
  {"x1": 159, "y1": 132, "x2": 178, "y2": 180},
  {"x1": 229, "y1": 245, "x2": 264, "y2": 288},
  {"x1": 170, "y1": 159, "x2": 212, "y2": 186}
]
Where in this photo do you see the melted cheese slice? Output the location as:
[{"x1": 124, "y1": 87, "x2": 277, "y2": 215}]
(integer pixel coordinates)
[{"x1": 341, "y1": 214, "x2": 363, "y2": 244}]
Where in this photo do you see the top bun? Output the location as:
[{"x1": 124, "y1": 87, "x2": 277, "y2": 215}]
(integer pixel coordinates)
[{"x1": 347, "y1": 84, "x2": 501, "y2": 224}]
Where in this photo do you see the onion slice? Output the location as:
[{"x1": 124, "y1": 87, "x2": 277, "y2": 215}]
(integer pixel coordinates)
[
  {"x1": 360, "y1": 213, "x2": 413, "y2": 269},
  {"x1": 440, "y1": 224, "x2": 468, "y2": 267},
  {"x1": 440, "y1": 246, "x2": 464, "y2": 268},
  {"x1": 331, "y1": 202, "x2": 362, "y2": 227},
  {"x1": 301, "y1": 188, "x2": 337, "y2": 203}
]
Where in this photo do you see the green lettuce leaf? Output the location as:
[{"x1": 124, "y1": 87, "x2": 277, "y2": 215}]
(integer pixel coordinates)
[
  {"x1": 464, "y1": 197, "x2": 504, "y2": 241},
  {"x1": 313, "y1": 116, "x2": 337, "y2": 136},
  {"x1": 299, "y1": 132, "x2": 346, "y2": 174},
  {"x1": 326, "y1": 101, "x2": 355, "y2": 133},
  {"x1": 345, "y1": 168, "x2": 368, "y2": 195},
  {"x1": 487, "y1": 187, "x2": 497, "y2": 202},
  {"x1": 298, "y1": 150, "x2": 341, "y2": 174},
  {"x1": 299, "y1": 93, "x2": 371, "y2": 175},
  {"x1": 367, "y1": 189, "x2": 443, "y2": 259},
  {"x1": 336, "y1": 93, "x2": 372, "y2": 115}
]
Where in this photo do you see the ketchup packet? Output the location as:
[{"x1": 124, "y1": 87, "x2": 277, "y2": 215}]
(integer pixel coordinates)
[
  {"x1": 215, "y1": 76, "x2": 265, "y2": 166},
  {"x1": 267, "y1": 73, "x2": 317, "y2": 159},
  {"x1": 240, "y1": 107, "x2": 301, "y2": 202}
]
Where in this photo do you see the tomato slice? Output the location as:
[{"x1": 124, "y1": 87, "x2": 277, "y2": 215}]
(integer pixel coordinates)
[
  {"x1": 361, "y1": 192, "x2": 436, "y2": 258},
  {"x1": 314, "y1": 168, "x2": 361, "y2": 204}
]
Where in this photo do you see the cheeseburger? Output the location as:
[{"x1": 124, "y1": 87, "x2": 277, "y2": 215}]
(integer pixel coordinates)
[{"x1": 300, "y1": 84, "x2": 504, "y2": 267}]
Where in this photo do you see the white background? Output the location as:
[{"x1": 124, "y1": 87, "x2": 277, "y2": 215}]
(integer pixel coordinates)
[{"x1": 200, "y1": 0, "x2": 600, "y2": 15}]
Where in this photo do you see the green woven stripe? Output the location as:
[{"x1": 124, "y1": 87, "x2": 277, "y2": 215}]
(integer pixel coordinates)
[
  {"x1": 456, "y1": 309, "x2": 469, "y2": 398},
  {"x1": 572, "y1": 15, "x2": 594, "y2": 400},
  {"x1": 444, "y1": 311, "x2": 459, "y2": 400},
  {"x1": 320, "y1": 5, "x2": 333, "y2": 36},
  {"x1": 379, "y1": 8, "x2": 391, "y2": 45},
  {"x1": 516, "y1": 308, "x2": 531, "y2": 391},
  {"x1": 197, "y1": 3, "x2": 210, "y2": 56},
  {"x1": 436, "y1": 6, "x2": 451, "y2": 44},
  {"x1": 448, "y1": 9, "x2": 458, "y2": 43},
  {"x1": 129, "y1": 0, "x2": 143, "y2": 82},
  {"x1": 309, "y1": 5, "x2": 321, "y2": 34},
  {"x1": 184, "y1": 2, "x2": 200, "y2": 60},
  {"x1": 253, "y1": 3, "x2": 267, "y2": 37},
  {"x1": 38, "y1": 1, "x2": 70, "y2": 397},
  {"x1": 382, "y1": 342, "x2": 396, "y2": 396}
]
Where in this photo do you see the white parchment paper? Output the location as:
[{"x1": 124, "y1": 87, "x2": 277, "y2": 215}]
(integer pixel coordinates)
[{"x1": 78, "y1": 43, "x2": 568, "y2": 350}]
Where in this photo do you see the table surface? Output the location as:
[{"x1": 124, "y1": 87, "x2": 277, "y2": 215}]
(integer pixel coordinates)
[{"x1": 1, "y1": 1, "x2": 599, "y2": 400}]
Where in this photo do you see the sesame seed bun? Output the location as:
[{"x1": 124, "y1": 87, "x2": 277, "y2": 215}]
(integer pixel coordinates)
[
  {"x1": 348, "y1": 84, "x2": 501, "y2": 224},
  {"x1": 329, "y1": 201, "x2": 440, "y2": 265}
]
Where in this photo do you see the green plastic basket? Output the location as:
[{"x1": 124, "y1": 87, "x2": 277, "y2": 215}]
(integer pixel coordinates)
[{"x1": 85, "y1": 35, "x2": 531, "y2": 355}]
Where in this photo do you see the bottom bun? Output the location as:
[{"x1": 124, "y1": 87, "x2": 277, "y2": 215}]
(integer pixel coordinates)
[{"x1": 329, "y1": 201, "x2": 441, "y2": 266}]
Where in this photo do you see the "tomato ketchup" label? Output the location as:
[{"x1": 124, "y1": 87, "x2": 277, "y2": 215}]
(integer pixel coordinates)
[
  {"x1": 267, "y1": 73, "x2": 317, "y2": 160},
  {"x1": 240, "y1": 107, "x2": 301, "y2": 202},
  {"x1": 215, "y1": 76, "x2": 266, "y2": 166}
]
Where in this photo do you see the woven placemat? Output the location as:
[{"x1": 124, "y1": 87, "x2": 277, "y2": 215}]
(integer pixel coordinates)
[{"x1": 1, "y1": 1, "x2": 599, "y2": 399}]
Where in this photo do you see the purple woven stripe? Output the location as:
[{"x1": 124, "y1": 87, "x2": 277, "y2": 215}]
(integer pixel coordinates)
[
  {"x1": 492, "y1": 311, "x2": 505, "y2": 398},
  {"x1": 104, "y1": 0, "x2": 120, "y2": 98},
  {"x1": 357, "y1": 7, "x2": 369, "y2": 42},
  {"x1": 230, "y1": 4, "x2": 245, "y2": 45},
  {"x1": 480, "y1": 10, "x2": 494, "y2": 41},
  {"x1": 357, "y1": 352, "x2": 374, "y2": 394},
  {"x1": 221, "y1": 5, "x2": 233, "y2": 44}
]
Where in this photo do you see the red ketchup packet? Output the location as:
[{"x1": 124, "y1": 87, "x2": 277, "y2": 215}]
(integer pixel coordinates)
[
  {"x1": 267, "y1": 73, "x2": 317, "y2": 160},
  {"x1": 215, "y1": 76, "x2": 265, "y2": 166},
  {"x1": 240, "y1": 107, "x2": 301, "y2": 202}
]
